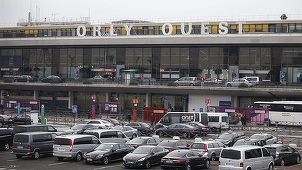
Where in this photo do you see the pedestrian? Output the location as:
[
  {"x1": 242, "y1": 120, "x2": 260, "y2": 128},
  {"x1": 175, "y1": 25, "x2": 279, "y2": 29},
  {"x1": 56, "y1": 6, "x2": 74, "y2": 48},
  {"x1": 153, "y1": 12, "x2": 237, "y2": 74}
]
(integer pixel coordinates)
[
  {"x1": 150, "y1": 113, "x2": 155, "y2": 128},
  {"x1": 127, "y1": 114, "x2": 131, "y2": 123},
  {"x1": 241, "y1": 114, "x2": 246, "y2": 127}
]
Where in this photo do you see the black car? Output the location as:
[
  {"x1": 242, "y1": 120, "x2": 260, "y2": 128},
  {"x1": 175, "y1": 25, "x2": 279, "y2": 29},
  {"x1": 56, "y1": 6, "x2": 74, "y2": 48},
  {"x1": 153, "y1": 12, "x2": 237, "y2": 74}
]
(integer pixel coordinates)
[
  {"x1": 83, "y1": 143, "x2": 134, "y2": 164},
  {"x1": 186, "y1": 122, "x2": 210, "y2": 136},
  {"x1": 0, "y1": 115, "x2": 14, "y2": 127},
  {"x1": 126, "y1": 136, "x2": 161, "y2": 148},
  {"x1": 161, "y1": 149, "x2": 210, "y2": 170},
  {"x1": 157, "y1": 139, "x2": 190, "y2": 152},
  {"x1": 0, "y1": 128, "x2": 13, "y2": 151},
  {"x1": 215, "y1": 131, "x2": 245, "y2": 147},
  {"x1": 155, "y1": 123, "x2": 199, "y2": 138},
  {"x1": 265, "y1": 144, "x2": 301, "y2": 166},
  {"x1": 41, "y1": 75, "x2": 64, "y2": 83},
  {"x1": 233, "y1": 137, "x2": 267, "y2": 146},
  {"x1": 13, "y1": 114, "x2": 32, "y2": 125},
  {"x1": 125, "y1": 122, "x2": 152, "y2": 136},
  {"x1": 123, "y1": 145, "x2": 169, "y2": 169},
  {"x1": 60, "y1": 124, "x2": 98, "y2": 135}
]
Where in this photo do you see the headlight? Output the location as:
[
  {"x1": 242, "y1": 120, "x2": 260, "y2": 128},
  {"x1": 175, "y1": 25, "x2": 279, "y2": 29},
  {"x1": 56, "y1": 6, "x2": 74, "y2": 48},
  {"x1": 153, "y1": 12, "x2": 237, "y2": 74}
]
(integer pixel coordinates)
[
  {"x1": 138, "y1": 157, "x2": 146, "y2": 162},
  {"x1": 96, "y1": 154, "x2": 103, "y2": 159},
  {"x1": 123, "y1": 156, "x2": 126, "y2": 161}
]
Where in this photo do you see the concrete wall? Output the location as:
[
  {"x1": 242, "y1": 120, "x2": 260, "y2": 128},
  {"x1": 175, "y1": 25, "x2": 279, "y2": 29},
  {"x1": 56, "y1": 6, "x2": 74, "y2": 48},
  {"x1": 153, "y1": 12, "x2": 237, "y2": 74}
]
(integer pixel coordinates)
[{"x1": 188, "y1": 94, "x2": 232, "y2": 112}]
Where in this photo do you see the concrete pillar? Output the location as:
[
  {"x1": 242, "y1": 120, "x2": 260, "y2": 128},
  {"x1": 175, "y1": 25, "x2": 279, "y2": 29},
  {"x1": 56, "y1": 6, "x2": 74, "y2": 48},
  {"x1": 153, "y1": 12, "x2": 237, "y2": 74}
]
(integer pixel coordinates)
[
  {"x1": 145, "y1": 93, "x2": 151, "y2": 107},
  {"x1": 68, "y1": 91, "x2": 74, "y2": 109},
  {"x1": 0, "y1": 90, "x2": 4, "y2": 105},
  {"x1": 33, "y1": 90, "x2": 39, "y2": 100},
  {"x1": 106, "y1": 92, "x2": 109, "y2": 102}
]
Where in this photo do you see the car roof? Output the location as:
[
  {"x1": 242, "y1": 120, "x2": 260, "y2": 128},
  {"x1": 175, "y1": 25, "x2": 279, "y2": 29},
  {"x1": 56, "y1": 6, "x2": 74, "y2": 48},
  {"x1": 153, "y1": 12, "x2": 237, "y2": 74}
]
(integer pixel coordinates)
[
  {"x1": 84, "y1": 129, "x2": 121, "y2": 132},
  {"x1": 264, "y1": 144, "x2": 284, "y2": 148},
  {"x1": 193, "y1": 140, "x2": 219, "y2": 144},
  {"x1": 15, "y1": 124, "x2": 52, "y2": 127},
  {"x1": 16, "y1": 131, "x2": 56, "y2": 135},
  {"x1": 55, "y1": 134, "x2": 96, "y2": 139},
  {"x1": 223, "y1": 145, "x2": 264, "y2": 151}
]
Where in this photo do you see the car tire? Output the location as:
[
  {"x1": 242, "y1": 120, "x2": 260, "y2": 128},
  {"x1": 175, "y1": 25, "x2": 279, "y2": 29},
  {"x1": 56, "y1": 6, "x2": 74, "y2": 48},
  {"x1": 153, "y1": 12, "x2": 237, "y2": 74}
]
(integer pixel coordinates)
[
  {"x1": 296, "y1": 156, "x2": 300, "y2": 164},
  {"x1": 32, "y1": 150, "x2": 40, "y2": 159},
  {"x1": 185, "y1": 163, "x2": 191, "y2": 170},
  {"x1": 210, "y1": 153, "x2": 216, "y2": 161},
  {"x1": 144, "y1": 160, "x2": 151, "y2": 169},
  {"x1": 0, "y1": 122, "x2": 3, "y2": 127},
  {"x1": 103, "y1": 156, "x2": 109, "y2": 165},
  {"x1": 204, "y1": 159, "x2": 210, "y2": 169},
  {"x1": 268, "y1": 163, "x2": 273, "y2": 170},
  {"x1": 4, "y1": 142, "x2": 10, "y2": 151},
  {"x1": 227, "y1": 84, "x2": 232, "y2": 87},
  {"x1": 16, "y1": 154, "x2": 22, "y2": 159},
  {"x1": 75, "y1": 153, "x2": 82, "y2": 162},
  {"x1": 57, "y1": 157, "x2": 64, "y2": 161},
  {"x1": 132, "y1": 133, "x2": 137, "y2": 139},
  {"x1": 280, "y1": 159, "x2": 285, "y2": 166}
]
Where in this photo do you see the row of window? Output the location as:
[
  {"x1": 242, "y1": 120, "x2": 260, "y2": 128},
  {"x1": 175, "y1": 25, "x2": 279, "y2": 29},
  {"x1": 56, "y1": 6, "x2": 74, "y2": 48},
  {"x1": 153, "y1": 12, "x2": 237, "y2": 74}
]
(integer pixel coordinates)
[{"x1": 1, "y1": 23, "x2": 302, "y2": 38}]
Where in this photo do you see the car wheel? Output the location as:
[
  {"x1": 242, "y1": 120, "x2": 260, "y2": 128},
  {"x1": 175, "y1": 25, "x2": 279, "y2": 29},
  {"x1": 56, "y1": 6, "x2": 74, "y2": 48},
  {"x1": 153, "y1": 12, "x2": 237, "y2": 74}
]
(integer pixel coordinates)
[
  {"x1": 0, "y1": 122, "x2": 3, "y2": 127},
  {"x1": 210, "y1": 153, "x2": 216, "y2": 161},
  {"x1": 189, "y1": 83, "x2": 194, "y2": 86},
  {"x1": 25, "y1": 121, "x2": 31, "y2": 125},
  {"x1": 158, "y1": 131, "x2": 164, "y2": 137},
  {"x1": 57, "y1": 157, "x2": 64, "y2": 161},
  {"x1": 103, "y1": 156, "x2": 109, "y2": 165},
  {"x1": 32, "y1": 150, "x2": 40, "y2": 159},
  {"x1": 144, "y1": 160, "x2": 151, "y2": 169},
  {"x1": 227, "y1": 84, "x2": 232, "y2": 87},
  {"x1": 4, "y1": 142, "x2": 10, "y2": 151},
  {"x1": 280, "y1": 159, "x2": 285, "y2": 166},
  {"x1": 268, "y1": 163, "x2": 273, "y2": 170},
  {"x1": 175, "y1": 83, "x2": 179, "y2": 86},
  {"x1": 185, "y1": 163, "x2": 191, "y2": 170},
  {"x1": 75, "y1": 153, "x2": 82, "y2": 162},
  {"x1": 296, "y1": 156, "x2": 300, "y2": 164},
  {"x1": 16, "y1": 154, "x2": 22, "y2": 159},
  {"x1": 132, "y1": 133, "x2": 137, "y2": 139},
  {"x1": 204, "y1": 159, "x2": 210, "y2": 169}
]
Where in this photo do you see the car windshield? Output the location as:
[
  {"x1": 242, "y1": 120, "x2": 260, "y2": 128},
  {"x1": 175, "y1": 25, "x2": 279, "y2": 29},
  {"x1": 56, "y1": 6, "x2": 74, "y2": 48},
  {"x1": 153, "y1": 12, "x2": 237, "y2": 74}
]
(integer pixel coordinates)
[
  {"x1": 132, "y1": 146, "x2": 152, "y2": 154},
  {"x1": 95, "y1": 144, "x2": 114, "y2": 151},
  {"x1": 158, "y1": 141, "x2": 175, "y2": 147},
  {"x1": 71, "y1": 124, "x2": 86, "y2": 130},
  {"x1": 218, "y1": 133, "x2": 233, "y2": 140},
  {"x1": 129, "y1": 138, "x2": 146, "y2": 144},
  {"x1": 250, "y1": 134, "x2": 264, "y2": 140}
]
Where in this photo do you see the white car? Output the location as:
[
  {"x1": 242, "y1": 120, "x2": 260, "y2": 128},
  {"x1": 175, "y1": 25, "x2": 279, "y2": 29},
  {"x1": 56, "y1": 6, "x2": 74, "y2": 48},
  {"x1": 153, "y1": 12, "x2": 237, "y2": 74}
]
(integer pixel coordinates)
[
  {"x1": 113, "y1": 125, "x2": 138, "y2": 139},
  {"x1": 225, "y1": 78, "x2": 255, "y2": 87},
  {"x1": 85, "y1": 119, "x2": 113, "y2": 129},
  {"x1": 250, "y1": 133, "x2": 277, "y2": 145}
]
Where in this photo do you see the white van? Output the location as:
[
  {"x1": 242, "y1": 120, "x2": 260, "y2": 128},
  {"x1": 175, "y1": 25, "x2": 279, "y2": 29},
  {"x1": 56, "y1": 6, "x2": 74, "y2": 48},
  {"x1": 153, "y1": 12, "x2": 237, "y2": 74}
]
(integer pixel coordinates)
[
  {"x1": 242, "y1": 76, "x2": 262, "y2": 84},
  {"x1": 155, "y1": 112, "x2": 229, "y2": 131},
  {"x1": 219, "y1": 145, "x2": 274, "y2": 170}
]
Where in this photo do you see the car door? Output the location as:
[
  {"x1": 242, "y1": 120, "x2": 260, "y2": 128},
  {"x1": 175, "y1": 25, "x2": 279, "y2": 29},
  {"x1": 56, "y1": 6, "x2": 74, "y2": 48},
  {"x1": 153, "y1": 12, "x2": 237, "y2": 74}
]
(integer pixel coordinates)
[
  {"x1": 280, "y1": 146, "x2": 291, "y2": 164},
  {"x1": 110, "y1": 144, "x2": 119, "y2": 160}
]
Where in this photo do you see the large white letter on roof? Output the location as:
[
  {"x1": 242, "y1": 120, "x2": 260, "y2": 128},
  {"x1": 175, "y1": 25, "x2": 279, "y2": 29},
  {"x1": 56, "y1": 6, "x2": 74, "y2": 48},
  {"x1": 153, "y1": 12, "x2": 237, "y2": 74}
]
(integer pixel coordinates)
[
  {"x1": 77, "y1": 25, "x2": 86, "y2": 37},
  {"x1": 124, "y1": 24, "x2": 133, "y2": 36},
  {"x1": 162, "y1": 23, "x2": 172, "y2": 35},
  {"x1": 181, "y1": 23, "x2": 192, "y2": 35},
  {"x1": 218, "y1": 22, "x2": 228, "y2": 34}
]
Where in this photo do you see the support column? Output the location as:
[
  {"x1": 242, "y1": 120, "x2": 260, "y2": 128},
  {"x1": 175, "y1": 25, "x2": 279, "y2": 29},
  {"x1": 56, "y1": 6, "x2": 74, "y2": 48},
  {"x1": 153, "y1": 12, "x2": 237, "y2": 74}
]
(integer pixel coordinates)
[
  {"x1": 68, "y1": 91, "x2": 74, "y2": 109},
  {"x1": 106, "y1": 92, "x2": 110, "y2": 102},
  {"x1": 33, "y1": 90, "x2": 39, "y2": 100},
  {"x1": 1, "y1": 90, "x2": 4, "y2": 105},
  {"x1": 145, "y1": 93, "x2": 151, "y2": 107}
]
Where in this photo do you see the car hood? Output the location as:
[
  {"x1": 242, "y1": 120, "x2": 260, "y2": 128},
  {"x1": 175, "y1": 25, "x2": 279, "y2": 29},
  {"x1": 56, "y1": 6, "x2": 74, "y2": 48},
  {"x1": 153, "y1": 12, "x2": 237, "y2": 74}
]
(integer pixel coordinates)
[
  {"x1": 124, "y1": 153, "x2": 149, "y2": 161},
  {"x1": 86, "y1": 150, "x2": 110, "y2": 157}
]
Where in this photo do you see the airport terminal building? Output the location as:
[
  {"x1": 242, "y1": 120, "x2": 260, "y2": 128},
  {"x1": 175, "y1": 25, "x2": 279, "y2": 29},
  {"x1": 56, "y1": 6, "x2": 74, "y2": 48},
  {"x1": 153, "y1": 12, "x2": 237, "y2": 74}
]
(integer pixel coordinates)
[{"x1": 0, "y1": 16, "x2": 302, "y2": 112}]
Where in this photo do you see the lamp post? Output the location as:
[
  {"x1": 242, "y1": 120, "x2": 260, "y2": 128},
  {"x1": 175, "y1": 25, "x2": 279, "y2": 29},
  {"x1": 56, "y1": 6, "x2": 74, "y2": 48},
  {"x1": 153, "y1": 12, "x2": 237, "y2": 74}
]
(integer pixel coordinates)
[{"x1": 132, "y1": 97, "x2": 139, "y2": 122}]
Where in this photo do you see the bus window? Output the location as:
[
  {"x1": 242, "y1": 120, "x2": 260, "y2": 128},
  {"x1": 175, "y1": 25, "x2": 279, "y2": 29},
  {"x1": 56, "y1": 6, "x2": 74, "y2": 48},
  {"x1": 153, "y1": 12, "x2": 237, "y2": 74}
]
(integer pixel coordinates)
[
  {"x1": 222, "y1": 116, "x2": 229, "y2": 123},
  {"x1": 209, "y1": 116, "x2": 219, "y2": 122}
]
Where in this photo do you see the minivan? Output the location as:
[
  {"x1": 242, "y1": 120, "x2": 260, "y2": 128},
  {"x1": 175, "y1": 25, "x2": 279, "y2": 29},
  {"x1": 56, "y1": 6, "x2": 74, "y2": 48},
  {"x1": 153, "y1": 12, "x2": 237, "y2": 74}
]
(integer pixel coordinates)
[
  {"x1": 12, "y1": 132, "x2": 57, "y2": 159},
  {"x1": 12, "y1": 124, "x2": 57, "y2": 135},
  {"x1": 174, "y1": 77, "x2": 201, "y2": 86},
  {"x1": 53, "y1": 134, "x2": 101, "y2": 161},
  {"x1": 219, "y1": 145, "x2": 274, "y2": 170},
  {"x1": 83, "y1": 129, "x2": 130, "y2": 143},
  {"x1": 242, "y1": 76, "x2": 261, "y2": 84}
]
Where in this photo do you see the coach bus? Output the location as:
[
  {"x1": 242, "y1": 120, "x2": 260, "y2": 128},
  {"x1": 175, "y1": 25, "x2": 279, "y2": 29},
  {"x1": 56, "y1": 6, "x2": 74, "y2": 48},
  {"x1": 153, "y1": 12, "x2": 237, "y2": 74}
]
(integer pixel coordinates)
[{"x1": 254, "y1": 101, "x2": 302, "y2": 126}]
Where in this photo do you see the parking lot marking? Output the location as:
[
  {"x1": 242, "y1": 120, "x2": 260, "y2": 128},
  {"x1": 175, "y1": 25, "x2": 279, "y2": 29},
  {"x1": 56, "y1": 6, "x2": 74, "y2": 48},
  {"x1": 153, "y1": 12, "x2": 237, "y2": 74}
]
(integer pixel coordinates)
[
  {"x1": 93, "y1": 164, "x2": 123, "y2": 170},
  {"x1": 48, "y1": 162, "x2": 69, "y2": 166}
]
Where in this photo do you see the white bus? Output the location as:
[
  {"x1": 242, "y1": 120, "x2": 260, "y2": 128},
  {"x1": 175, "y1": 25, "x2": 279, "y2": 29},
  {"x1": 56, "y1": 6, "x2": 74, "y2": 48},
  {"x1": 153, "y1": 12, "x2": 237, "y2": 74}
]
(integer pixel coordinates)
[
  {"x1": 254, "y1": 101, "x2": 302, "y2": 126},
  {"x1": 155, "y1": 112, "x2": 229, "y2": 131}
]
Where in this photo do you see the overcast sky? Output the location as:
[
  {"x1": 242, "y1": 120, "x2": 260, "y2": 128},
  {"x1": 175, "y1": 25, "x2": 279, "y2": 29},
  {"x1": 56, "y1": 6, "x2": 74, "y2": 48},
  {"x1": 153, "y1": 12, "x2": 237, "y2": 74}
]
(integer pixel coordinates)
[{"x1": 1, "y1": 0, "x2": 302, "y2": 26}]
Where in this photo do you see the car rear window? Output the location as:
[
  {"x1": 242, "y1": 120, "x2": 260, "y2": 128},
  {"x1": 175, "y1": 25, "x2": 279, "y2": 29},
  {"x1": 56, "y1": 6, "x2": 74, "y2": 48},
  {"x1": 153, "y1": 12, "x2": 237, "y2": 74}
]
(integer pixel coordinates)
[
  {"x1": 221, "y1": 149, "x2": 241, "y2": 159},
  {"x1": 14, "y1": 134, "x2": 29, "y2": 143},
  {"x1": 158, "y1": 141, "x2": 175, "y2": 147},
  {"x1": 190, "y1": 143, "x2": 205, "y2": 149},
  {"x1": 54, "y1": 138, "x2": 71, "y2": 145}
]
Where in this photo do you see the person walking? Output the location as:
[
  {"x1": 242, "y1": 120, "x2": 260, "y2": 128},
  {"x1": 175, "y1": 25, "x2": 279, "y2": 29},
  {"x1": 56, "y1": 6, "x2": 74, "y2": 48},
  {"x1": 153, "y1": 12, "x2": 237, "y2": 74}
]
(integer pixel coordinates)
[
  {"x1": 127, "y1": 113, "x2": 131, "y2": 123},
  {"x1": 150, "y1": 113, "x2": 155, "y2": 128}
]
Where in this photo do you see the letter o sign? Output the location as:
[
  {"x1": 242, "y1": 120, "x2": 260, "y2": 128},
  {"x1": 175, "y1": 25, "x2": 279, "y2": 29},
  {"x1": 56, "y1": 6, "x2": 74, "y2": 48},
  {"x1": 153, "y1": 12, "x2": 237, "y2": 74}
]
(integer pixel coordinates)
[
  {"x1": 162, "y1": 23, "x2": 172, "y2": 35},
  {"x1": 77, "y1": 25, "x2": 86, "y2": 37}
]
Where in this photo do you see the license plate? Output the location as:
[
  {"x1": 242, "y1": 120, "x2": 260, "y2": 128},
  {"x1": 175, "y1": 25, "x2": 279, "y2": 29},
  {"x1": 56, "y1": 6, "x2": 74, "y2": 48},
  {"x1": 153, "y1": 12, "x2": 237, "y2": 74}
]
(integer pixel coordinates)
[
  {"x1": 127, "y1": 161, "x2": 134, "y2": 164},
  {"x1": 58, "y1": 147, "x2": 65, "y2": 151},
  {"x1": 225, "y1": 162, "x2": 234, "y2": 166},
  {"x1": 87, "y1": 158, "x2": 92, "y2": 161},
  {"x1": 17, "y1": 146, "x2": 23, "y2": 149},
  {"x1": 166, "y1": 160, "x2": 173, "y2": 163}
]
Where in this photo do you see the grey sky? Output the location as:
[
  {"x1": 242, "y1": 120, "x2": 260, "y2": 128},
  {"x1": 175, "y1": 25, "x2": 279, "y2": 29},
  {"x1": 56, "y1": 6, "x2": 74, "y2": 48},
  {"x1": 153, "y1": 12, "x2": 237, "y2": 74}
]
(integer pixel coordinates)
[{"x1": 1, "y1": 0, "x2": 302, "y2": 26}]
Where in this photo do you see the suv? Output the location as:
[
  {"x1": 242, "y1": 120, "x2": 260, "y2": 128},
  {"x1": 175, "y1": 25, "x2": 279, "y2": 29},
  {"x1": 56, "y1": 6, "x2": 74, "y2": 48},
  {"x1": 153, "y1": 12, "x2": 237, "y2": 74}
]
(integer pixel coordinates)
[
  {"x1": 190, "y1": 139, "x2": 225, "y2": 161},
  {"x1": 53, "y1": 134, "x2": 101, "y2": 161},
  {"x1": 12, "y1": 124, "x2": 57, "y2": 135},
  {"x1": 0, "y1": 128, "x2": 13, "y2": 151},
  {"x1": 12, "y1": 132, "x2": 57, "y2": 159},
  {"x1": 216, "y1": 131, "x2": 245, "y2": 147},
  {"x1": 174, "y1": 77, "x2": 201, "y2": 86},
  {"x1": 83, "y1": 129, "x2": 130, "y2": 143},
  {"x1": 219, "y1": 145, "x2": 274, "y2": 170}
]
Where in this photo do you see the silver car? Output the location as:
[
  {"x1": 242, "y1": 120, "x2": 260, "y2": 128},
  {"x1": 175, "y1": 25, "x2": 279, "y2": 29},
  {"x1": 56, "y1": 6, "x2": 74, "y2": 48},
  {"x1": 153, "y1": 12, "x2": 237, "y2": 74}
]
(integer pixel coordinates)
[
  {"x1": 113, "y1": 126, "x2": 138, "y2": 139},
  {"x1": 174, "y1": 77, "x2": 201, "y2": 86},
  {"x1": 190, "y1": 139, "x2": 225, "y2": 161},
  {"x1": 225, "y1": 78, "x2": 255, "y2": 87}
]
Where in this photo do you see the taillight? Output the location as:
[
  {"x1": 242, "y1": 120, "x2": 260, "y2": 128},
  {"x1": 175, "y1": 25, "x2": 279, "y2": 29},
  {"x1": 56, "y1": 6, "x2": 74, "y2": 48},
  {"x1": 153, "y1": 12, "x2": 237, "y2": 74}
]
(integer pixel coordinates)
[
  {"x1": 218, "y1": 161, "x2": 220, "y2": 165},
  {"x1": 202, "y1": 127, "x2": 207, "y2": 131},
  {"x1": 240, "y1": 162, "x2": 244, "y2": 167},
  {"x1": 27, "y1": 144, "x2": 31, "y2": 149},
  {"x1": 204, "y1": 144, "x2": 208, "y2": 152},
  {"x1": 69, "y1": 139, "x2": 73, "y2": 152}
]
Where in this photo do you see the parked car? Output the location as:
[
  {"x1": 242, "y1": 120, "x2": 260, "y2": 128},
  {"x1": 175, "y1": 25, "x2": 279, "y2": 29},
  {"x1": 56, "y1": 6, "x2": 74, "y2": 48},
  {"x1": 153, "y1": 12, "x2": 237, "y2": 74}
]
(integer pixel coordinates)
[
  {"x1": 123, "y1": 145, "x2": 169, "y2": 169},
  {"x1": 242, "y1": 76, "x2": 262, "y2": 84},
  {"x1": 190, "y1": 138, "x2": 225, "y2": 161},
  {"x1": 12, "y1": 124, "x2": 57, "y2": 135},
  {"x1": 0, "y1": 128, "x2": 13, "y2": 151},
  {"x1": 41, "y1": 75, "x2": 64, "y2": 83},
  {"x1": 0, "y1": 115, "x2": 14, "y2": 127},
  {"x1": 219, "y1": 145, "x2": 274, "y2": 170},
  {"x1": 126, "y1": 136, "x2": 161, "y2": 148},
  {"x1": 83, "y1": 129, "x2": 130, "y2": 143},
  {"x1": 14, "y1": 75, "x2": 35, "y2": 82},
  {"x1": 264, "y1": 144, "x2": 301, "y2": 166},
  {"x1": 161, "y1": 149, "x2": 210, "y2": 169},
  {"x1": 174, "y1": 77, "x2": 201, "y2": 86},
  {"x1": 113, "y1": 125, "x2": 138, "y2": 139},
  {"x1": 83, "y1": 142, "x2": 134, "y2": 164},
  {"x1": 13, "y1": 114, "x2": 32, "y2": 125},
  {"x1": 157, "y1": 139, "x2": 190, "y2": 152},
  {"x1": 104, "y1": 118, "x2": 123, "y2": 126},
  {"x1": 233, "y1": 137, "x2": 267, "y2": 147},
  {"x1": 125, "y1": 122, "x2": 152, "y2": 136},
  {"x1": 250, "y1": 133, "x2": 277, "y2": 145},
  {"x1": 204, "y1": 78, "x2": 223, "y2": 84},
  {"x1": 53, "y1": 134, "x2": 101, "y2": 161},
  {"x1": 60, "y1": 124, "x2": 98, "y2": 135},
  {"x1": 186, "y1": 122, "x2": 210, "y2": 136},
  {"x1": 155, "y1": 123, "x2": 199, "y2": 138},
  {"x1": 215, "y1": 131, "x2": 245, "y2": 147},
  {"x1": 85, "y1": 119, "x2": 113, "y2": 129},
  {"x1": 225, "y1": 78, "x2": 255, "y2": 87},
  {"x1": 12, "y1": 132, "x2": 57, "y2": 159}
]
